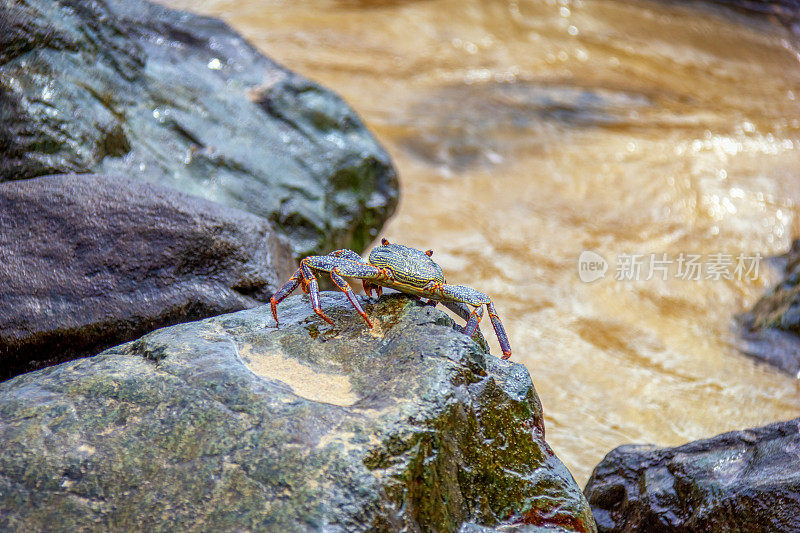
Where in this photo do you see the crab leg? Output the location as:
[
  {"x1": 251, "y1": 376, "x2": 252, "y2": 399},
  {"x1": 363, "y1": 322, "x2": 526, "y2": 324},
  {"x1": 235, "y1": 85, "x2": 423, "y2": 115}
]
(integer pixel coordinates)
[
  {"x1": 328, "y1": 249, "x2": 365, "y2": 261},
  {"x1": 305, "y1": 255, "x2": 384, "y2": 297},
  {"x1": 441, "y1": 301, "x2": 472, "y2": 322},
  {"x1": 486, "y1": 302, "x2": 511, "y2": 360},
  {"x1": 463, "y1": 305, "x2": 484, "y2": 338},
  {"x1": 325, "y1": 249, "x2": 384, "y2": 299},
  {"x1": 443, "y1": 301, "x2": 484, "y2": 339},
  {"x1": 438, "y1": 284, "x2": 512, "y2": 359},
  {"x1": 301, "y1": 260, "x2": 334, "y2": 325},
  {"x1": 271, "y1": 250, "x2": 385, "y2": 326},
  {"x1": 302, "y1": 254, "x2": 382, "y2": 278},
  {"x1": 442, "y1": 300, "x2": 481, "y2": 338},
  {"x1": 270, "y1": 268, "x2": 302, "y2": 324},
  {"x1": 363, "y1": 281, "x2": 383, "y2": 298},
  {"x1": 330, "y1": 268, "x2": 373, "y2": 327}
]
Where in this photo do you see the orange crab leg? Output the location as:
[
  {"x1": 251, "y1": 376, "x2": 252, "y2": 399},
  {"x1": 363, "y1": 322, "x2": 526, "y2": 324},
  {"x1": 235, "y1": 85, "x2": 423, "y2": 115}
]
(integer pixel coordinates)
[
  {"x1": 270, "y1": 242, "x2": 513, "y2": 361},
  {"x1": 362, "y1": 280, "x2": 383, "y2": 298},
  {"x1": 487, "y1": 301, "x2": 512, "y2": 360},
  {"x1": 438, "y1": 284, "x2": 512, "y2": 360},
  {"x1": 331, "y1": 268, "x2": 373, "y2": 327},
  {"x1": 271, "y1": 249, "x2": 384, "y2": 327},
  {"x1": 463, "y1": 305, "x2": 484, "y2": 338},
  {"x1": 270, "y1": 268, "x2": 302, "y2": 324},
  {"x1": 301, "y1": 260, "x2": 334, "y2": 326}
]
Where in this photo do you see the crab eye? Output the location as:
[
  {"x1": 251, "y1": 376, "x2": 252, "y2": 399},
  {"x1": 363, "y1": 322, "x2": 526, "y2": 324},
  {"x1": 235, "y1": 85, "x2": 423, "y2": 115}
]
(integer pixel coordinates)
[
  {"x1": 381, "y1": 238, "x2": 390, "y2": 246},
  {"x1": 425, "y1": 249, "x2": 433, "y2": 257}
]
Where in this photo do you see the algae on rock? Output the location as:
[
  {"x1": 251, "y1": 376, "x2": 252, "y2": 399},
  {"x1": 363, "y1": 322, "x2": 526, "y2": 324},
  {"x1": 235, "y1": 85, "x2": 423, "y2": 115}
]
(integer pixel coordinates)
[{"x1": 0, "y1": 294, "x2": 594, "y2": 532}]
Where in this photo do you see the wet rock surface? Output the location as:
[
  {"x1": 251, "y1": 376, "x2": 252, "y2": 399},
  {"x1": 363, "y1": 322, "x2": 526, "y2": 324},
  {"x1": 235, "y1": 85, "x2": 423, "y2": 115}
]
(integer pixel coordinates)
[
  {"x1": 738, "y1": 239, "x2": 800, "y2": 375},
  {"x1": 584, "y1": 418, "x2": 800, "y2": 532},
  {"x1": 1, "y1": 0, "x2": 398, "y2": 256},
  {"x1": 0, "y1": 173, "x2": 296, "y2": 381},
  {"x1": 0, "y1": 294, "x2": 594, "y2": 532},
  {"x1": 693, "y1": 0, "x2": 800, "y2": 35}
]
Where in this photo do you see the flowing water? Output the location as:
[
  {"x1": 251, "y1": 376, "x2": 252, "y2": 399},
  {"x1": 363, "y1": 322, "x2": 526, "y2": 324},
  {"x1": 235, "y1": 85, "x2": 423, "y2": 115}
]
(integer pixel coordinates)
[{"x1": 161, "y1": 0, "x2": 800, "y2": 485}]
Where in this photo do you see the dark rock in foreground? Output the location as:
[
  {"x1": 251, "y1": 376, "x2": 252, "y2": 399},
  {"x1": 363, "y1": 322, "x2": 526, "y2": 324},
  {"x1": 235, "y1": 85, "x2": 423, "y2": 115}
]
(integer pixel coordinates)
[
  {"x1": 0, "y1": 294, "x2": 594, "y2": 532},
  {"x1": 584, "y1": 418, "x2": 800, "y2": 532},
  {"x1": 1, "y1": 0, "x2": 398, "y2": 256},
  {"x1": 738, "y1": 239, "x2": 800, "y2": 375},
  {"x1": 0, "y1": 173, "x2": 296, "y2": 381}
]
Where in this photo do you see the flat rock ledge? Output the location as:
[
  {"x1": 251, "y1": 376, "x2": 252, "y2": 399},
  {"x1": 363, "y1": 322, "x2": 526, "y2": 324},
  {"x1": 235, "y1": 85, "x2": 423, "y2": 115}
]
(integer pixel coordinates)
[
  {"x1": 584, "y1": 418, "x2": 800, "y2": 532},
  {"x1": 0, "y1": 293, "x2": 593, "y2": 532}
]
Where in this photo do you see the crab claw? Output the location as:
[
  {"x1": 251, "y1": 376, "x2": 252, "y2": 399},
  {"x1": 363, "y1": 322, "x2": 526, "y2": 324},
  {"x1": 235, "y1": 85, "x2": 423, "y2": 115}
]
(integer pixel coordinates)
[{"x1": 362, "y1": 280, "x2": 382, "y2": 299}]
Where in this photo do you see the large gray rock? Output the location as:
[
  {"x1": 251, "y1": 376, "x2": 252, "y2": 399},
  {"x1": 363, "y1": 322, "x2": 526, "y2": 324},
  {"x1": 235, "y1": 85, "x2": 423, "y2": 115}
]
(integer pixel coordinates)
[
  {"x1": 0, "y1": 0, "x2": 398, "y2": 256},
  {"x1": 0, "y1": 293, "x2": 595, "y2": 532},
  {"x1": 0, "y1": 173, "x2": 296, "y2": 381},
  {"x1": 584, "y1": 418, "x2": 800, "y2": 532}
]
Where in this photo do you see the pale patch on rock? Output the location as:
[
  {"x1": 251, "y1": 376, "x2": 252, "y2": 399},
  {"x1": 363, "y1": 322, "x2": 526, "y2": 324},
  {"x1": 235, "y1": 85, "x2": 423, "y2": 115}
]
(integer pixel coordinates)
[
  {"x1": 76, "y1": 444, "x2": 96, "y2": 455},
  {"x1": 239, "y1": 344, "x2": 359, "y2": 407},
  {"x1": 367, "y1": 319, "x2": 386, "y2": 338}
]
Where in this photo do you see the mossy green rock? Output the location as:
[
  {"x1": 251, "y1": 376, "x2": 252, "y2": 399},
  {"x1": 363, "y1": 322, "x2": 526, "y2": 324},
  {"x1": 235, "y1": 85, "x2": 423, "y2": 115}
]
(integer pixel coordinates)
[
  {"x1": 0, "y1": 294, "x2": 593, "y2": 532},
  {"x1": 1, "y1": 0, "x2": 398, "y2": 256}
]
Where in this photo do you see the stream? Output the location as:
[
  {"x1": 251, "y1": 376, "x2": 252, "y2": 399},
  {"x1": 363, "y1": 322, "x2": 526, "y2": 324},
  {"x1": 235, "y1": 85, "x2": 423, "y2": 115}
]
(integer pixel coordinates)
[{"x1": 161, "y1": 0, "x2": 800, "y2": 485}]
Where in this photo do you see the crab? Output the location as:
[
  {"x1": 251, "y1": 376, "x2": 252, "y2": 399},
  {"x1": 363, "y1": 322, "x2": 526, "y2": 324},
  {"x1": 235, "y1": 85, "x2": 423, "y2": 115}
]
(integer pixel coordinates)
[{"x1": 269, "y1": 238, "x2": 512, "y2": 359}]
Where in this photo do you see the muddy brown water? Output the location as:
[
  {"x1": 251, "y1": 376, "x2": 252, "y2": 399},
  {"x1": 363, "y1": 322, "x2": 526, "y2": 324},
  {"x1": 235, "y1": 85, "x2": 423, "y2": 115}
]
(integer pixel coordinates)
[{"x1": 161, "y1": 0, "x2": 800, "y2": 485}]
